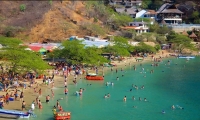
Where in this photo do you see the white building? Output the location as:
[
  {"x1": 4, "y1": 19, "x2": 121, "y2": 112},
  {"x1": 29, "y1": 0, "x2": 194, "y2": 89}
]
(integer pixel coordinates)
[{"x1": 127, "y1": 21, "x2": 149, "y2": 33}]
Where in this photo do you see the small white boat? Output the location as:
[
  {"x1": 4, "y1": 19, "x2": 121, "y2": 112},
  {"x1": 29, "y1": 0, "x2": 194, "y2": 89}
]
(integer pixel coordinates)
[
  {"x1": 0, "y1": 109, "x2": 30, "y2": 118},
  {"x1": 178, "y1": 56, "x2": 195, "y2": 59}
]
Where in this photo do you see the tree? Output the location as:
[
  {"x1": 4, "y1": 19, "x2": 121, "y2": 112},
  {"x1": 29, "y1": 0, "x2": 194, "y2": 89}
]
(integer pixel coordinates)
[
  {"x1": 169, "y1": 34, "x2": 195, "y2": 53},
  {"x1": 156, "y1": 35, "x2": 166, "y2": 44},
  {"x1": 102, "y1": 36, "x2": 131, "y2": 57},
  {"x1": 149, "y1": 23, "x2": 159, "y2": 32},
  {"x1": 53, "y1": 40, "x2": 107, "y2": 65},
  {"x1": 141, "y1": 2, "x2": 148, "y2": 9},
  {"x1": 0, "y1": 49, "x2": 51, "y2": 74},
  {"x1": 157, "y1": 25, "x2": 171, "y2": 35},
  {"x1": 0, "y1": 36, "x2": 22, "y2": 47},
  {"x1": 0, "y1": 36, "x2": 50, "y2": 74},
  {"x1": 191, "y1": 11, "x2": 199, "y2": 19},
  {"x1": 134, "y1": 42, "x2": 156, "y2": 53}
]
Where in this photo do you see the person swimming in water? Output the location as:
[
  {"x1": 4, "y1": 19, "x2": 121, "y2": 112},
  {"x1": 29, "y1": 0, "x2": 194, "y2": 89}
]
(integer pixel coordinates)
[
  {"x1": 162, "y1": 110, "x2": 165, "y2": 114},
  {"x1": 104, "y1": 94, "x2": 108, "y2": 98},
  {"x1": 123, "y1": 96, "x2": 126, "y2": 101},
  {"x1": 171, "y1": 105, "x2": 175, "y2": 109},
  {"x1": 132, "y1": 96, "x2": 135, "y2": 100}
]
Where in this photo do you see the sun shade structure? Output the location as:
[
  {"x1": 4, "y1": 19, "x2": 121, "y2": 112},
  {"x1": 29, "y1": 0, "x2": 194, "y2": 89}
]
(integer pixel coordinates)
[{"x1": 39, "y1": 48, "x2": 47, "y2": 53}]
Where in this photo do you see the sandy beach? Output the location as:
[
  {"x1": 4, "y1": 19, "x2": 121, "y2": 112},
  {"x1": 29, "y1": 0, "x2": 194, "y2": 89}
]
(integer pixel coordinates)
[{"x1": 0, "y1": 50, "x2": 173, "y2": 119}]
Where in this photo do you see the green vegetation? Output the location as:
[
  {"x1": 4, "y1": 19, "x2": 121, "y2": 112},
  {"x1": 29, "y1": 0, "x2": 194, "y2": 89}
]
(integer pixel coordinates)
[
  {"x1": 102, "y1": 36, "x2": 132, "y2": 56},
  {"x1": 2, "y1": 26, "x2": 25, "y2": 37},
  {"x1": 19, "y1": 4, "x2": 26, "y2": 12},
  {"x1": 0, "y1": 36, "x2": 51, "y2": 74},
  {"x1": 81, "y1": 23, "x2": 106, "y2": 36},
  {"x1": 85, "y1": 1, "x2": 133, "y2": 29},
  {"x1": 49, "y1": 0, "x2": 52, "y2": 5},
  {"x1": 52, "y1": 40, "x2": 108, "y2": 65},
  {"x1": 134, "y1": 42, "x2": 157, "y2": 53},
  {"x1": 167, "y1": 34, "x2": 196, "y2": 53}
]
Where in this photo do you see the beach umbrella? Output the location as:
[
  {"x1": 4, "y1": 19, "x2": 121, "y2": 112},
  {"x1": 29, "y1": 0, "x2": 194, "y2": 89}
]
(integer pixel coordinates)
[
  {"x1": 25, "y1": 48, "x2": 32, "y2": 51},
  {"x1": 29, "y1": 46, "x2": 42, "y2": 52},
  {"x1": 39, "y1": 48, "x2": 47, "y2": 53}
]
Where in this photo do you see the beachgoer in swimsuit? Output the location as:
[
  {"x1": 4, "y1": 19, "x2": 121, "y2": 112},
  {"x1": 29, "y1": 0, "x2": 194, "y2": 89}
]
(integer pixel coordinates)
[
  {"x1": 38, "y1": 89, "x2": 42, "y2": 96},
  {"x1": 38, "y1": 100, "x2": 42, "y2": 109},
  {"x1": 20, "y1": 92, "x2": 24, "y2": 101},
  {"x1": 64, "y1": 87, "x2": 68, "y2": 95},
  {"x1": 46, "y1": 95, "x2": 50, "y2": 103},
  {"x1": 22, "y1": 101, "x2": 26, "y2": 110}
]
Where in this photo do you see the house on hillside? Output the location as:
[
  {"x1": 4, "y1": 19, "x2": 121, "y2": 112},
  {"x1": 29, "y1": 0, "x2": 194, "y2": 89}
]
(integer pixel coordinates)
[
  {"x1": 115, "y1": 8, "x2": 138, "y2": 18},
  {"x1": 121, "y1": 21, "x2": 149, "y2": 33},
  {"x1": 156, "y1": 3, "x2": 183, "y2": 24}
]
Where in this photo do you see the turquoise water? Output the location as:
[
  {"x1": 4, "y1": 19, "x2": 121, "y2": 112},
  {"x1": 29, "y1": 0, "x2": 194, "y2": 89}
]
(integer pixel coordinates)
[{"x1": 26, "y1": 57, "x2": 200, "y2": 120}]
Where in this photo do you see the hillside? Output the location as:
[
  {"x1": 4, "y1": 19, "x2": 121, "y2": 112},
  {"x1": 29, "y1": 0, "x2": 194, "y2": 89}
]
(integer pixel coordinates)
[{"x1": 0, "y1": 1, "x2": 107, "y2": 42}]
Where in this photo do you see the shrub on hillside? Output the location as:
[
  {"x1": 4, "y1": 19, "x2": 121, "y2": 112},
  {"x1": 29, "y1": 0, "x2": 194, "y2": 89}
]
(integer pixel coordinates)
[{"x1": 20, "y1": 4, "x2": 26, "y2": 12}]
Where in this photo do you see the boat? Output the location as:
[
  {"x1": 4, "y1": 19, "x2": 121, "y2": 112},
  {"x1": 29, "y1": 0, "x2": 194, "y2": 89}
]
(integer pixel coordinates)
[
  {"x1": 54, "y1": 112, "x2": 71, "y2": 120},
  {"x1": 178, "y1": 56, "x2": 195, "y2": 59},
  {"x1": 85, "y1": 73, "x2": 104, "y2": 80},
  {"x1": 0, "y1": 109, "x2": 30, "y2": 118}
]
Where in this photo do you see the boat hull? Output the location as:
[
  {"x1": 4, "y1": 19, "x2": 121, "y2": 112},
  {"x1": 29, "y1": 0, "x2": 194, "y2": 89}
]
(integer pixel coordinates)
[
  {"x1": 178, "y1": 56, "x2": 195, "y2": 59},
  {"x1": 86, "y1": 76, "x2": 104, "y2": 80}
]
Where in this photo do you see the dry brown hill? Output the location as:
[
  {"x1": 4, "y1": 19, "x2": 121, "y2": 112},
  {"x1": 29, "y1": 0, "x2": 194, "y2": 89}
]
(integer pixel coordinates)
[{"x1": 0, "y1": 1, "x2": 106, "y2": 42}]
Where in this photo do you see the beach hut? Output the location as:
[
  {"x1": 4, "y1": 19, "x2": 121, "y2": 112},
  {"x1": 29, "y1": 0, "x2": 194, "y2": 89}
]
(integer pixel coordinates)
[
  {"x1": 39, "y1": 48, "x2": 47, "y2": 54},
  {"x1": 189, "y1": 32, "x2": 197, "y2": 41},
  {"x1": 29, "y1": 46, "x2": 42, "y2": 52}
]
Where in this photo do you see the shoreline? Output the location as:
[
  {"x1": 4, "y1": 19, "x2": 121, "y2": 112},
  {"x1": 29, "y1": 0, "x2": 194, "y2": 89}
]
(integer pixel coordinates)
[{"x1": 0, "y1": 50, "x2": 175, "y2": 119}]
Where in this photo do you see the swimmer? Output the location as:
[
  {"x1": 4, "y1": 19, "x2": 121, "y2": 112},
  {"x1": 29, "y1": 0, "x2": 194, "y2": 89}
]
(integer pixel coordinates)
[
  {"x1": 123, "y1": 96, "x2": 126, "y2": 101},
  {"x1": 111, "y1": 82, "x2": 114, "y2": 86},
  {"x1": 122, "y1": 74, "x2": 124, "y2": 77},
  {"x1": 104, "y1": 94, "x2": 108, "y2": 98},
  {"x1": 107, "y1": 93, "x2": 110, "y2": 98},
  {"x1": 139, "y1": 97, "x2": 142, "y2": 101},
  {"x1": 171, "y1": 105, "x2": 175, "y2": 109},
  {"x1": 132, "y1": 96, "x2": 135, "y2": 100},
  {"x1": 130, "y1": 89, "x2": 132, "y2": 92},
  {"x1": 116, "y1": 77, "x2": 119, "y2": 80},
  {"x1": 144, "y1": 98, "x2": 147, "y2": 101},
  {"x1": 177, "y1": 105, "x2": 184, "y2": 109},
  {"x1": 133, "y1": 106, "x2": 137, "y2": 108},
  {"x1": 162, "y1": 110, "x2": 165, "y2": 114}
]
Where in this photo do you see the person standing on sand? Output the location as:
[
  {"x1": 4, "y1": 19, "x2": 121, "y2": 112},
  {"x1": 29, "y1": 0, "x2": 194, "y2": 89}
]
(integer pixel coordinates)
[
  {"x1": 51, "y1": 89, "x2": 54, "y2": 97},
  {"x1": 51, "y1": 82, "x2": 54, "y2": 88},
  {"x1": 14, "y1": 90, "x2": 18, "y2": 101},
  {"x1": 22, "y1": 101, "x2": 26, "y2": 110},
  {"x1": 64, "y1": 80, "x2": 67, "y2": 87},
  {"x1": 20, "y1": 92, "x2": 24, "y2": 102},
  {"x1": 38, "y1": 88, "x2": 42, "y2": 96},
  {"x1": 5, "y1": 93, "x2": 9, "y2": 105}
]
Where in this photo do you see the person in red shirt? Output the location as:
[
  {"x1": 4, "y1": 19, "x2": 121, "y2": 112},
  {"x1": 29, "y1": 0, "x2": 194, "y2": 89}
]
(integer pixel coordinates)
[{"x1": 5, "y1": 93, "x2": 9, "y2": 104}]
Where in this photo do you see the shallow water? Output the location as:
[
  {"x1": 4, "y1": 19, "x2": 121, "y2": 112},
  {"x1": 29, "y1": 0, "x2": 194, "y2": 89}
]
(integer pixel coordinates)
[{"x1": 23, "y1": 57, "x2": 200, "y2": 120}]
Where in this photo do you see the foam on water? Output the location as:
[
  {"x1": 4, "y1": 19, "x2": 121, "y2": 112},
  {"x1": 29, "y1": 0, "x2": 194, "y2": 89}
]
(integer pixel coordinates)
[{"x1": 21, "y1": 57, "x2": 200, "y2": 120}]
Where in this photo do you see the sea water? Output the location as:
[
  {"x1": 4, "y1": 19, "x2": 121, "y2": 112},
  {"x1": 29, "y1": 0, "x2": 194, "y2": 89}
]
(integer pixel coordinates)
[{"x1": 25, "y1": 57, "x2": 200, "y2": 120}]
